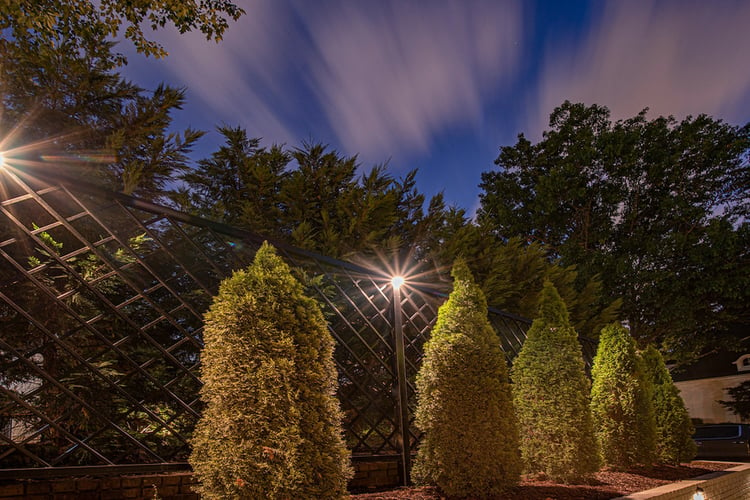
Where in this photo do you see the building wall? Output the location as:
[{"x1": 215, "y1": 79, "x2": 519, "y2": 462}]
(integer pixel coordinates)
[{"x1": 675, "y1": 373, "x2": 750, "y2": 423}]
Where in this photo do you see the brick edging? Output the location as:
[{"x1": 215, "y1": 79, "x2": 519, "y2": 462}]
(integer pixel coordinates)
[{"x1": 613, "y1": 463, "x2": 750, "y2": 500}]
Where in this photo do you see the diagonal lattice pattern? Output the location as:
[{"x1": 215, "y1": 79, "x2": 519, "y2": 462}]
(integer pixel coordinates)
[{"x1": 0, "y1": 164, "x2": 542, "y2": 479}]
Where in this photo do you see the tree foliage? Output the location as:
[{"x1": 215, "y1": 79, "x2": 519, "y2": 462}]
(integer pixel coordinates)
[
  {"x1": 641, "y1": 346, "x2": 696, "y2": 464},
  {"x1": 590, "y1": 323, "x2": 656, "y2": 468},
  {"x1": 719, "y1": 380, "x2": 750, "y2": 421},
  {"x1": 179, "y1": 127, "x2": 436, "y2": 259},
  {"x1": 0, "y1": 0, "x2": 215, "y2": 200},
  {"x1": 510, "y1": 281, "x2": 599, "y2": 482},
  {"x1": 0, "y1": 0, "x2": 244, "y2": 63},
  {"x1": 479, "y1": 101, "x2": 750, "y2": 361},
  {"x1": 413, "y1": 260, "x2": 520, "y2": 497},
  {"x1": 189, "y1": 242, "x2": 351, "y2": 499}
]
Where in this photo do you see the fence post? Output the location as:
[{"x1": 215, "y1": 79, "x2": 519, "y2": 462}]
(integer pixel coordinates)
[{"x1": 391, "y1": 280, "x2": 411, "y2": 485}]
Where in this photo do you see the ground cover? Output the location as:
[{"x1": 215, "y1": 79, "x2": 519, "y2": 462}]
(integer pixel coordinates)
[{"x1": 351, "y1": 461, "x2": 737, "y2": 499}]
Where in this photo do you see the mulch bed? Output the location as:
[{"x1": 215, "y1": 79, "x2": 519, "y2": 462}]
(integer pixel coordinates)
[{"x1": 351, "y1": 461, "x2": 740, "y2": 499}]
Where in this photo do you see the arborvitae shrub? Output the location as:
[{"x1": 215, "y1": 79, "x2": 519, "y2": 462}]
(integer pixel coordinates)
[
  {"x1": 590, "y1": 323, "x2": 657, "y2": 468},
  {"x1": 641, "y1": 345, "x2": 696, "y2": 464},
  {"x1": 511, "y1": 281, "x2": 599, "y2": 483},
  {"x1": 189, "y1": 242, "x2": 352, "y2": 499},
  {"x1": 413, "y1": 260, "x2": 521, "y2": 497}
]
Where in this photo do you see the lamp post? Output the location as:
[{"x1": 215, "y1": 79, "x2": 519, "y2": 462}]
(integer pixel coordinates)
[{"x1": 391, "y1": 275, "x2": 411, "y2": 485}]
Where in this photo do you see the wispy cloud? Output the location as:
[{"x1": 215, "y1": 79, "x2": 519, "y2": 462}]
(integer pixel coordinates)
[
  {"x1": 300, "y1": 0, "x2": 522, "y2": 159},
  {"x1": 126, "y1": 0, "x2": 523, "y2": 162},
  {"x1": 531, "y1": 0, "x2": 750, "y2": 135}
]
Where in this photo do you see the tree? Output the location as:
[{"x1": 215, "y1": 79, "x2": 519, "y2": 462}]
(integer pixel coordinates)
[
  {"x1": 510, "y1": 281, "x2": 599, "y2": 482},
  {"x1": 641, "y1": 345, "x2": 696, "y2": 464},
  {"x1": 190, "y1": 243, "x2": 351, "y2": 499},
  {"x1": 412, "y1": 260, "x2": 520, "y2": 497},
  {"x1": 479, "y1": 101, "x2": 750, "y2": 362},
  {"x1": 0, "y1": 17, "x2": 207, "y2": 201},
  {"x1": 0, "y1": 0, "x2": 244, "y2": 64},
  {"x1": 179, "y1": 129, "x2": 444, "y2": 260},
  {"x1": 590, "y1": 323, "x2": 656, "y2": 467},
  {"x1": 719, "y1": 380, "x2": 750, "y2": 420}
]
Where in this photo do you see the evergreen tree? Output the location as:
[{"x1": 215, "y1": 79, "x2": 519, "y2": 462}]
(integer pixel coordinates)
[
  {"x1": 641, "y1": 345, "x2": 696, "y2": 464},
  {"x1": 511, "y1": 281, "x2": 599, "y2": 482},
  {"x1": 413, "y1": 260, "x2": 520, "y2": 497},
  {"x1": 590, "y1": 323, "x2": 657, "y2": 468},
  {"x1": 190, "y1": 242, "x2": 352, "y2": 499}
]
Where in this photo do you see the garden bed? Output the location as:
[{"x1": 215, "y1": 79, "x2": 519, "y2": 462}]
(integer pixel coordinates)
[{"x1": 351, "y1": 461, "x2": 739, "y2": 499}]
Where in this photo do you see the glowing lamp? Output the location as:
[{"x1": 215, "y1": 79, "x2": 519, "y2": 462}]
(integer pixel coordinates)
[
  {"x1": 0, "y1": 152, "x2": 5, "y2": 169},
  {"x1": 693, "y1": 487, "x2": 705, "y2": 500},
  {"x1": 391, "y1": 276, "x2": 405, "y2": 289}
]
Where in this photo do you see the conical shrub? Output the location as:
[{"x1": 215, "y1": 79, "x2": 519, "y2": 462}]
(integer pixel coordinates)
[
  {"x1": 189, "y1": 242, "x2": 352, "y2": 499},
  {"x1": 511, "y1": 281, "x2": 599, "y2": 483},
  {"x1": 590, "y1": 323, "x2": 656, "y2": 468},
  {"x1": 641, "y1": 345, "x2": 696, "y2": 464},
  {"x1": 413, "y1": 260, "x2": 521, "y2": 497}
]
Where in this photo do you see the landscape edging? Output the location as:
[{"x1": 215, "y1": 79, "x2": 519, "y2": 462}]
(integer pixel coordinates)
[{"x1": 613, "y1": 462, "x2": 750, "y2": 500}]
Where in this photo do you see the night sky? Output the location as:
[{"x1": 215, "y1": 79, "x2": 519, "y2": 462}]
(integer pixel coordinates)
[{"x1": 122, "y1": 0, "x2": 750, "y2": 215}]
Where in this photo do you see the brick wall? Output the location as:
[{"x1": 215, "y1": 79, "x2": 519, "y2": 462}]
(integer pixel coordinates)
[
  {"x1": 0, "y1": 460, "x2": 402, "y2": 499},
  {"x1": 349, "y1": 460, "x2": 402, "y2": 491},
  {"x1": 614, "y1": 463, "x2": 750, "y2": 500},
  {"x1": 0, "y1": 472, "x2": 197, "y2": 500}
]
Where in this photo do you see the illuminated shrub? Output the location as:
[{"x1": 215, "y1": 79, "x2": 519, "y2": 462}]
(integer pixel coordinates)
[
  {"x1": 189, "y1": 242, "x2": 352, "y2": 499},
  {"x1": 590, "y1": 323, "x2": 656, "y2": 468},
  {"x1": 413, "y1": 260, "x2": 521, "y2": 497},
  {"x1": 641, "y1": 345, "x2": 696, "y2": 464},
  {"x1": 511, "y1": 281, "x2": 599, "y2": 482}
]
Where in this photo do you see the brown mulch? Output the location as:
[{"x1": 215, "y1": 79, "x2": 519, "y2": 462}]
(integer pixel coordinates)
[{"x1": 350, "y1": 461, "x2": 740, "y2": 499}]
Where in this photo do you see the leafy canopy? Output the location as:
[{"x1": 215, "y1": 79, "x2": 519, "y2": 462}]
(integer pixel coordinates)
[
  {"x1": 1, "y1": 0, "x2": 244, "y2": 63},
  {"x1": 479, "y1": 101, "x2": 750, "y2": 362}
]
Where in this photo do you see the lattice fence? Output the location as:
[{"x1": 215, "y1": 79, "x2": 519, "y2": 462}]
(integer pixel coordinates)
[{"x1": 0, "y1": 163, "x2": 580, "y2": 482}]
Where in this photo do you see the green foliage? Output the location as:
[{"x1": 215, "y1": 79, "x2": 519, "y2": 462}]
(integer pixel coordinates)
[
  {"x1": 590, "y1": 323, "x2": 657, "y2": 468},
  {"x1": 511, "y1": 281, "x2": 599, "y2": 482},
  {"x1": 189, "y1": 242, "x2": 351, "y2": 499},
  {"x1": 0, "y1": 0, "x2": 244, "y2": 64},
  {"x1": 719, "y1": 380, "x2": 750, "y2": 421},
  {"x1": 641, "y1": 346, "x2": 696, "y2": 464},
  {"x1": 479, "y1": 101, "x2": 750, "y2": 362},
  {"x1": 179, "y1": 128, "x2": 439, "y2": 259},
  {"x1": 413, "y1": 260, "x2": 520, "y2": 497}
]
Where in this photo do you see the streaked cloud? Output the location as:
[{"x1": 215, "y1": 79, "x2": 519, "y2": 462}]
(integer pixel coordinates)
[
  {"x1": 128, "y1": 0, "x2": 523, "y2": 162},
  {"x1": 532, "y1": 0, "x2": 750, "y2": 135},
  {"x1": 300, "y1": 0, "x2": 522, "y2": 158}
]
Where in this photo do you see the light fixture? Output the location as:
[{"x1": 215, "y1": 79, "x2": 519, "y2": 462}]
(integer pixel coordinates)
[
  {"x1": 0, "y1": 152, "x2": 5, "y2": 169},
  {"x1": 391, "y1": 276, "x2": 405, "y2": 289},
  {"x1": 693, "y1": 486, "x2": 705, "y2": 500}
]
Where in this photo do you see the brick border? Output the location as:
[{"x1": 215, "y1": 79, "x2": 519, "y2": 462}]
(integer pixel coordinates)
[
  {"x1": 614, "y1": 463, "x2": 750, "y2": 500},
  {"x1": 0, "y1": 472, "x2": 197, "y2": 500},
  {"x1": 0, "y1": 460, "x2": 401, "y2": 499}
]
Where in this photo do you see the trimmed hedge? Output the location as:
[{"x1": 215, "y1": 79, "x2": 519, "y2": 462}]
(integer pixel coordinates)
[
  {"x1": 641, "y1": 345, "x2": 696, "y2": 464},
  {"x1": 511, "y1": 281, "x2": 599, "y2": 483},
  {"x1": 413, "y1": 260, "x2": 521, "y2": 497},
  {"x1": 189, "y1": 242, "x2": 352, "y2": 499},
  {"x1": 590, "y1": 323, "x2": 656, "y2": 468}
]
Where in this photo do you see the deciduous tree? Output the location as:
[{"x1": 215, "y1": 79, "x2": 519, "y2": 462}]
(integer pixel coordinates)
[{"x1": 479, "y1": 101, "x2": 750, "y2": 362}]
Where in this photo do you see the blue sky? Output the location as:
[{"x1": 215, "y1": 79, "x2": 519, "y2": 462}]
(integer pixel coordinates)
[{"x1": 122, "y1": 0, "x2": 750, "y2": 215}]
